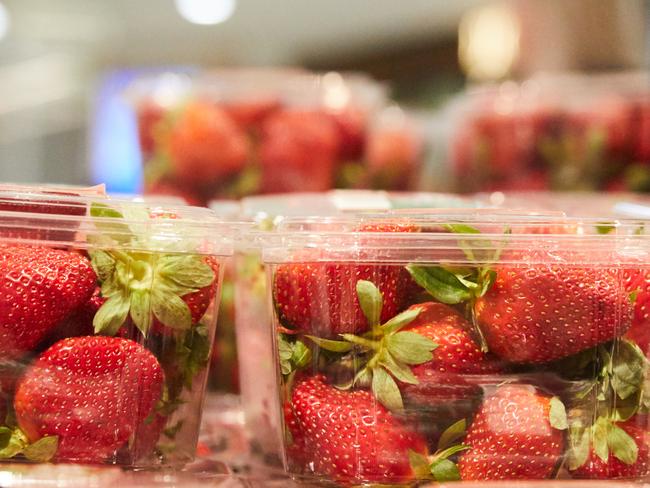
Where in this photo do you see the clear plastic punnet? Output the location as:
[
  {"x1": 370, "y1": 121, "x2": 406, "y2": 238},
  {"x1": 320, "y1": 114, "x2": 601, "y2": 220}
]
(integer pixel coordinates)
[
  {"x1": 262, "y1": 212, "x2": 650, "y2": 484},
  {"x1": 223, "y1": 192, "x2": 479, "y2": 466},
  {"x1": 438, "y1": 71, "x2": 650, "y2": 193},
  {"x1": 125, "y1": 69, "x2": 425, "y2": 206},
  {"x1": 0, "y1": 187, "x2": 232, "y2": 467}
]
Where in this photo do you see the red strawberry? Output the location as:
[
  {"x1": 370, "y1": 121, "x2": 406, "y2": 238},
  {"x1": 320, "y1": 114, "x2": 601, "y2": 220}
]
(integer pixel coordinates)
[
  {"x1": 168, "y1": 101, "x2": 249, "y2": 187},
  {"x1": 365, "y1": 125, "x2": 421, "y2": 190},
  {"x1": 329, "y1": 107, "x2": 367, "y2": 160},
  {"x1": 222, "y1": 99, "x2": 280, "y2": 131},
  {"x1": 475, "y1": 258, "x2": 633, "y2": 363},
  {"x1": 401, "y1": 303, "x2": 501, "y2": 401},
  {"x1": 43, "y1": 287, "x2": 104, "y2": 346},
  {"x1": 288, "y1": 375, "x2": 427, "y2": 484},
  {"x1": 623, "y1": 267, "x2": 650, "y2": 353},
  {"x1": 259, "y1": 109, "x2": 340, "y2": 193},
  {"x1": 14, "y1": 336, "x2": 164, "y2": 463},
  {"x1": 136, "y1": 101, "x2": 165, "y2": 156},
  {"x1": 0, "y1": 245, "x2": 96, "y2": 358},
  {"x1": 569, "y1": 418, "x2": 650, "y2": 479},
  {"x1": 150, "y1": 256, "x2": 220, "y2": 336},
  {"x1": 458, "y1": 384, "x2": 565, "y2": 480},
  {"x1": 273, "y1": 259, "x2": 405, "y2": 338}
]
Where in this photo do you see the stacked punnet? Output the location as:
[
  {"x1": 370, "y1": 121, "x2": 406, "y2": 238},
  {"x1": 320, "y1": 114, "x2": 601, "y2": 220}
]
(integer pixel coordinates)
[
  {"x1": 443, "y1": 72, "x2": 650, "y2": 192},
  {"x1": 266, "y1": 215, "x2": 650, "y2": 484},
  {"x1": 0, "y1": 188, "x2": 230, "y2": 466},
  {"x1": 230, "y1": 192, "x2": 477, "y2": 465},
  {"x1": 127, "y1": 70, "x2": 423, "y2": 205}
]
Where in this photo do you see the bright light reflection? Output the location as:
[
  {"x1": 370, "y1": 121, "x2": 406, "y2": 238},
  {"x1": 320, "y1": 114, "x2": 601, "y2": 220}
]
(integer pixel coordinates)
[
  {"x1": 459, "y1": 4, "x2": 520, "y2": 81},
  {"x1": 0, "y1": 3, "x2": 10, "y2": 41},
  {"x1": 174, "y1": 0, "x2": 236, "y2": 25}
]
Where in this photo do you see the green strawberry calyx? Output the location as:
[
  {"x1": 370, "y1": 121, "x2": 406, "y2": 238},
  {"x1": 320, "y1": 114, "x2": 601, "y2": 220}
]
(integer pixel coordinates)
[
  {"x1": 405, "y1": 223, "x2": 506, "y2": 352},
  {"x1": 568, "y1": 418, "x2": 638, "y2": 470},
  {"x1": 566, "y1": 339, "x2": 648, "y2": 471},
  {"x1": 89, "y1": 203, "x2": 215, "y2": 337},
  {"x1": 409, "y1": 419, "x2": 470, "y2": 482},
  {"x1": 306, "y1": 280, "x2": 436, "y2": 412},
  {"x1": 0, "y1": 426, "x2": 58, "y2": 462}
]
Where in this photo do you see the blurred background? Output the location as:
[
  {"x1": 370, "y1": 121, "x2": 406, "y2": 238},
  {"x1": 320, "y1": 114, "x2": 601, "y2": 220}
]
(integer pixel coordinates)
[{"x1": 0, "y1": 0, "x2": 647, "y2": 193}]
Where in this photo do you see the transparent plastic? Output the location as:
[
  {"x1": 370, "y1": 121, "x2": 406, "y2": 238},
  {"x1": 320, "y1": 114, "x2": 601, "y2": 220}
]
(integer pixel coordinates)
[
  {"x1": 125, "y1": 69, "x2": 424, "y2": 205},
  {"x1": 436, "y1": 71, "x2": 650, "y2": 193},
  {"x1": 228, "y1": 192, "x2": 479, "y2": 467},
  {"x1": 263, "y1": 214, "x2": 650, "y2": 484},
  {"x1": 0, "y1": 188, "x2": 231, "y2": 467}
]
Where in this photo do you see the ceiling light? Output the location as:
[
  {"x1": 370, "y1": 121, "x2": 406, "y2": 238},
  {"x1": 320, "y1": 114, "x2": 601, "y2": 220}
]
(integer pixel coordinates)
[
  {"x1": 174, "y1": 0, "x2": 236, "y2": 26},
  {"x1": 459, "y1": 4, "x2": 520, "y2": 81}
]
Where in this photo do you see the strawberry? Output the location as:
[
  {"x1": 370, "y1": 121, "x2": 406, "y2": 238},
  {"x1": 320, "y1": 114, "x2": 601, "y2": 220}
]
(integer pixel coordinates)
[
  {"x1": 136, "y1": 101, "x2": 165, "y2": 156},
  {"x1": 14, "y1": 336, "x2": 164, "y2": 463},
  {"x1": 569, "y1": 418, "x2": 650, "y2": 479},
  {"x1": 288, "y1": 374, "x2": 427, "y2": 485},
  {"x1": 0, "y1": 245, "x2": 96, "y2": 358},
  {"x1": 274, "y1": 223, "x2": 418, "y2": 338},
  {"x1": 458, "y1": 385, "x2": 566, "y2": 480},
  {"x1": 329, "y1": 107, "x2": 367, "y2": 160},
  {"x1": 474, "y1": 259, "x2": 633, "y2": 363},
  {"x1": 273, "y1": 260, "x2": 405, "y2": 338},
  {"x1": 623, "y1": 267, "x2": 650, "y2": 353},
  {"x1": 400, "y1": 303, "x2": 501, "y2": 406},
  {"x1": 43, "y1": 287, "x2": 104, "y2": 346},
  {"x1": 222, "y1": 99, "x2": 280, "y2": 132},
  {"x1": 167, "y1": 101, "x2": 249, "y2": 187},
  {"x1": 88, "y1": 203, "x2": 219, "y2": 338},
  {"x1": 365, "y1": 125, "x2": 421, "y2": 190},
  {"x1": 404, "y1": 302, "x2": 500, "y2": 376},
  {"x1": 259, "y1": 109, "x2": 340, "y2": 193}
]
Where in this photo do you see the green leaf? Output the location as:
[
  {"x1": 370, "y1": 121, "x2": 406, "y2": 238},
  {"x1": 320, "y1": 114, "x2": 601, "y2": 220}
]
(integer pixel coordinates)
[
  {"x1": 291, "y1": 340, "x2": 312, "y2": 369},
  {"x1": 0, "y1": 427, "x2": 11, "y2": 450},
  {"x1": 89, "y1": 250, "x2": 116, "y2": 282},
  {"x1": 438, "y1": 419, "x2": 467, "y2": 451},
  {"x1": 596, "y1": 223, "x2": 616, "y2": 234},
  {"x1": 180, "y1": 325, "x2": 211, "y2": 389},
  {"x1": 593, "y1": 418, "x2": 610, "y2": 463},
  {"x1": 130, "y1": 290, "x2": 153, "y2": 337},
  {"x1": 549, "y1": 397, "x2": 568, "y2": 430},
  {"x1": 0, "y1": 428, "x2": 28, "y2": 459},
  {"x1": 430, "y1": 458, "x2": 461, "y2": 482},
  {"x1": 151, "y1": 288, "x2": 192, "y2": 330},
  {"x1": 406, "y1": 265, "x2": 472, "y2": 305},
  {"x1": 478, "y1": 269, "x2": 497, "y2": 297},
  {"x1": 386, "y1": 331, "x2": 436, "y2": 365},
  {"x1": 568, "y1": 424, "x2": 590, "y2": 471},
  {"x1": 379, "y1": 353, "x2": 418, "y2": 385},
  {"x1": 23, "y1": 436, "x2": 58, "y2": 462},
  {"x1": 305, "y1": 335, "x2": 353, "y2": 353},
  {"x1": 353, "y1": 368, "x2": 372, "y2": 388},
  {"x1": 408, "y1": 450, "x2": 432, "y2": 479},
  {"x1": 356, "y1": 280, "x2": 383, "y2": 327},
  {"x1": 608, "y1": 423, "x2": 638, "y2": 465},
  {"x1": 381, "y1": 307, "x2": 423, "y2": 335},
  {"x1": 611, "y1": 340, "x2": 647, "y2": 400},
  {"x1": 371, "y1": 367, "x2": 403, "y2": 412},
  {"x1": 443, "y1": 223, "x2": 481, "y2": 235},
  {"x1": 157, "y1": 255, "x2": 215, "y2": 291},
  {"x1": 434, "y1": 444, "x2": 471, "y2": 461},
  {"x1": 278, "y1": 335, "x2": 293, "y2": 375},
  {"x1": 93, "y1": 294, "x2": 131, "y2": 336},
  {"x1": 90, "y1": 203, "x2": 133, "y2": 244},
  {"x1": 163, "y1": 420, "x2": 184, "y2": 439}
]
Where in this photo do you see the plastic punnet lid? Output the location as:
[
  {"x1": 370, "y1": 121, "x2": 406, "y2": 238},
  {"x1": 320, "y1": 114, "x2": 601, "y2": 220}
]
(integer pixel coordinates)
[
  {"x1": 125, "y1": 69, "x2": 388, "y2": 113},
  {"x1": 261, "y1": 212, "x2": 650, "y2": 266},
  {"x1": 0, "y1": 189, "x2": 233, "y2": 256}
]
